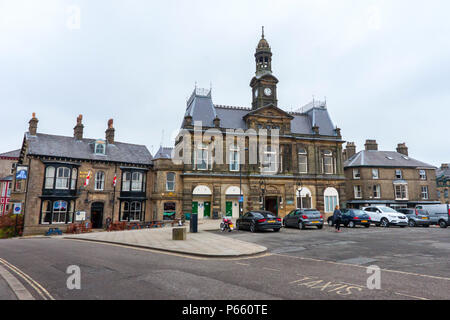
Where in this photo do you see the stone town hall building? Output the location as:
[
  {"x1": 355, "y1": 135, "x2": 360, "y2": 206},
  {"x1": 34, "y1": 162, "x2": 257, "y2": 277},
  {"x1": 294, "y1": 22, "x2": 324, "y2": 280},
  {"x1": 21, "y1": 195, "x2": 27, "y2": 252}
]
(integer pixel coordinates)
[
  {"x1": 161, "y1": 31, "x2": 346, "y2": 220},
  {"x1": 10, "y1": 31, "x2": 346, "y2": 235}
]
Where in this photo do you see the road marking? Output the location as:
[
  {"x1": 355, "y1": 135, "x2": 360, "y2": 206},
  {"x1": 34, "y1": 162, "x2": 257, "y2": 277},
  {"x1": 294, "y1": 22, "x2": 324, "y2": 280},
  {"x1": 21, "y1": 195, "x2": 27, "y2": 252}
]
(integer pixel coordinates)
[
  {"x1": 263, "y1": 267, "x2": 280, "y2": 272},
  {"x1": 0, "y1": 265, "x2": 35, "y2": 300},
  {"x1": 394, "y1": 292, "x2": 429, "y2": 300},
  {"x1": 0, "y1": 258, "x2": 55, "y2": 300},
  {"x1": 235, "y1": 262, "x2": 250, "y2": 266},
  {"x1": 274, "y1": 253, "x2": 450, "y2": 282}
]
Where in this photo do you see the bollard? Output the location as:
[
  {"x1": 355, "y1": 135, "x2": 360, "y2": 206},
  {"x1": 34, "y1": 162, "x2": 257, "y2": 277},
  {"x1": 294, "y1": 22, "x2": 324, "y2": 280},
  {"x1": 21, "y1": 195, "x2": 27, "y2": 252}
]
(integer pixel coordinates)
[
  {"x1": 172, "y1": 227, "x2": 187, "y2": 240},
  {"x1": 190, "y1": 213, "x2": 198, "y2": 233}
]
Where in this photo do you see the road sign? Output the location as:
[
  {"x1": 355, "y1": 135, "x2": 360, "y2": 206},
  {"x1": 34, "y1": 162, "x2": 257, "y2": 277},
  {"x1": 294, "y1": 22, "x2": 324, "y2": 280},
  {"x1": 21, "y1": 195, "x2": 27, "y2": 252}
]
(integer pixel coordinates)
[
  {"x1": 239, "y1": 196, "x2": 244, "y2": 203},
  {"x1": 13, "y1": 203, "x2": 22, "y2": 215}
]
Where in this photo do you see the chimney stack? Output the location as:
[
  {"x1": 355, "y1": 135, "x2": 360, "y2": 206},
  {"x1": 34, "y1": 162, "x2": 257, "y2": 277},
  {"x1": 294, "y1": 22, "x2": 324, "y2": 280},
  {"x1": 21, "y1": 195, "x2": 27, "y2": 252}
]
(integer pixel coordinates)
[
  {"x1": 441, "y1": 163, "x2": 449, "y2": 169},
  {"x1": 73, "y1": 114, "x2": 84, "y2": 140},
  {"x1": 105, "y1": 119, "x2": 115, "y2": 144},
  {"x1": 396, "y1": 143, "x2": 408, "y2": 156},
  {"x1": 213, "y1": 116, "x2": 220, "y2": 128},
  {"x1": 345, "y1": 142, "x2": 356, "y2": 159},
  {"x1": 28, "y1": 112, "x2": 38, "y2": 136},
  {"x1": 364, "y1": 139, "x2": 378, "y2": 151}
]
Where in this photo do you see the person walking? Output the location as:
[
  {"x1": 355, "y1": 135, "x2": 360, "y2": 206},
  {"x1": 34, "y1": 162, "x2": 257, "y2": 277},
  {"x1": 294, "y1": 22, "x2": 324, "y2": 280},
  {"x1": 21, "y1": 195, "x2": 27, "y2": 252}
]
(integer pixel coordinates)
[{"x1": 333, "y1": 205, "x2": 342, "y2": 232}]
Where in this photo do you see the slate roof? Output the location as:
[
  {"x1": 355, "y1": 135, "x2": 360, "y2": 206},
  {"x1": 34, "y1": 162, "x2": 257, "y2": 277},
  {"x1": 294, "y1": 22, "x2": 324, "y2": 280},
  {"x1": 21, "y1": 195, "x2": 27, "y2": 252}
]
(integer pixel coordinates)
[
  {"x1": 182, "y1": 90, "x2": 338, "y2": 137},
  {"x1": 25, "y1": 133, "x2": 152, "y2": 165},
  {"x1": 344, "y1": 150, "x2": 436, "y2": 169},
  {"x1": 0, "y1": 149, "x2": 20, "y2": 158},
  {"x1": 436, "y1": 165, "x2": 450, "y2": 179},
  {"x1": 153, "y1": 146, "x2": 174, "y2": 160}
]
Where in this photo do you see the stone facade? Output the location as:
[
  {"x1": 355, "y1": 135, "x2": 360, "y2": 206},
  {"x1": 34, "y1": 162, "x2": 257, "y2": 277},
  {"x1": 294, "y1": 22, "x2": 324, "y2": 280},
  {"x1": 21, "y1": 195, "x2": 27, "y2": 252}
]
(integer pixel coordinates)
[
  {"x1": 10, "y1": 115, "x2": 153, "y2": 235},
  {"x1": 0, "y1": 150, "x2": 19, "y2": 179},
  {"x1": 343, "y1": 140, "x2": 439, "y2": 209},
  {"x1": 436, "y1": 163, "x2": 450, "y2": 204}
]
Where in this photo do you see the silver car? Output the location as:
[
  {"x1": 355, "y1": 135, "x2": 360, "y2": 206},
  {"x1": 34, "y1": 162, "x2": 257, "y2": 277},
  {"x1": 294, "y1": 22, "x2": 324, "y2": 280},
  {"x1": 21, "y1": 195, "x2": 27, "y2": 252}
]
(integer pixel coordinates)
[{"x1": 396, "y1": 208, "x2": 431, "y2": 227}]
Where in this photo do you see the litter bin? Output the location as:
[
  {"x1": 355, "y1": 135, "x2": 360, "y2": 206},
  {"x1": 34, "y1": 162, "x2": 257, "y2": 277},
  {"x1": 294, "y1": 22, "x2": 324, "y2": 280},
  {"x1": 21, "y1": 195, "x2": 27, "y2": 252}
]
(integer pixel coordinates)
[
  {"x1": 212, "y1": 209, "x2": 219, "y2": 220},
  {"x1": 190, "y1": 213, "x2": 198, "y2": 233}
]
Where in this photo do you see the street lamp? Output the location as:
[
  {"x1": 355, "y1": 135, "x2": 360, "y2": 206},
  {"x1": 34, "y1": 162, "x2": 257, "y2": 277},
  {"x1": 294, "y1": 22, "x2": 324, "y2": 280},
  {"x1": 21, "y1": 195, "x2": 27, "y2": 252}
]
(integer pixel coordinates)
[
  {"x1": 295, "y1": 174, "x2": 303, "y2": 209},
  {"x1": 239, "y1": 147, "x2": 249, "y2": 217}
]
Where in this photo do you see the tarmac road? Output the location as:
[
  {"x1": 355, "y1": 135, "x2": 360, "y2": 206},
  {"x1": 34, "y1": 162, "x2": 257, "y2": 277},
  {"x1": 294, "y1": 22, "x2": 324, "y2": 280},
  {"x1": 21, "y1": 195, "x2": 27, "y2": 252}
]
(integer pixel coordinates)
[{"x1": 0, "y1": 224, "x2": 449, "y2": 300}]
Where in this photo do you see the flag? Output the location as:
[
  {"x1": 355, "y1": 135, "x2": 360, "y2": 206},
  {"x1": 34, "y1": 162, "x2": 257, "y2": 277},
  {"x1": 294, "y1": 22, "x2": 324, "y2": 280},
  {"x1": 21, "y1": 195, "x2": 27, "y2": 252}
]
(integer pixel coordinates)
[
  {"x1": 84, "y1": 171, "x2": 91, "y2": 187},
  {"x1": 112, "y1": 174, "x2": 117, "y2": 187}
]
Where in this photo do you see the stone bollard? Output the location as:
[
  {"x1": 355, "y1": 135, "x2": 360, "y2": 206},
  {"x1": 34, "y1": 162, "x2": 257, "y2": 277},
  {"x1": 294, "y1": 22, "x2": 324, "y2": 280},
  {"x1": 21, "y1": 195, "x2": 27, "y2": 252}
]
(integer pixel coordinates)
[{"x1": 172, "y1": 227, "x2": 187, "y2": 240}]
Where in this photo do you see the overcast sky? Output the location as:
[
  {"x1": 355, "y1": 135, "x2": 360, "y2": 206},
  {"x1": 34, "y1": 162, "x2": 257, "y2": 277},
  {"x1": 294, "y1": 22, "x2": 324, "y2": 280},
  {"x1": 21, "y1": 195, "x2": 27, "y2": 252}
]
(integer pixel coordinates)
[{"x1": 1, "y1": 0, "x2": 449, "y2": 166}]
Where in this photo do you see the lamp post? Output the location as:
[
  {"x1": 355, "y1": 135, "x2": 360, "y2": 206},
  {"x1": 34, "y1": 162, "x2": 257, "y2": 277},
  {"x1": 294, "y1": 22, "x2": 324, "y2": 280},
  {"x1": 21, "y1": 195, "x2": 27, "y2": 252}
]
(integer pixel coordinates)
[
  {"x1": 239, "y1": 147, "x2": 249, "y2": 217},
  {"x1": 259, "y1": 178, "x2": 266, "y2": 210}
]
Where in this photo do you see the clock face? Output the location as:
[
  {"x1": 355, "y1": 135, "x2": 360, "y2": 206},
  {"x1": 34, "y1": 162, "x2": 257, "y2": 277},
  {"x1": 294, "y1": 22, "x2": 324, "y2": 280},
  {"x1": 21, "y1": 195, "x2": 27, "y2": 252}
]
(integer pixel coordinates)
[{"x1": 264, "y1": 87, "x2": 272, "y2": 96}]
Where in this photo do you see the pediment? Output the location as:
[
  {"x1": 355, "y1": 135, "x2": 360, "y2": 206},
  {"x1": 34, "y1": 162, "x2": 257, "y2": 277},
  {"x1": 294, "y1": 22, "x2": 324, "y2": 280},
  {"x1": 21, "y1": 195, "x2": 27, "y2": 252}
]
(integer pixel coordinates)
[{"x1": 244, "y1": 105, "x2": 294, "y2": 120}]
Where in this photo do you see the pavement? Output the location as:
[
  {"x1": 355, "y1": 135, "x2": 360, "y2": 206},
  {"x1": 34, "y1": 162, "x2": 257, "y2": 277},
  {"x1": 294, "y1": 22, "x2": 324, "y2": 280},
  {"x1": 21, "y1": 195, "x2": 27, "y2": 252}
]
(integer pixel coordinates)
[{"x1": 61, "y1": 219, "x2": 267, "y2": 257}]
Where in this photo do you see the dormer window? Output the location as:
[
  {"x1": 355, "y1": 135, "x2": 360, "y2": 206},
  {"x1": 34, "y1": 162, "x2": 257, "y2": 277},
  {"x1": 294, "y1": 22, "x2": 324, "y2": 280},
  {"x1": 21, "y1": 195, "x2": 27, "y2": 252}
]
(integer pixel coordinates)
[{"x1": 94, "y1": 140, "x2": 106, "y2": 155}]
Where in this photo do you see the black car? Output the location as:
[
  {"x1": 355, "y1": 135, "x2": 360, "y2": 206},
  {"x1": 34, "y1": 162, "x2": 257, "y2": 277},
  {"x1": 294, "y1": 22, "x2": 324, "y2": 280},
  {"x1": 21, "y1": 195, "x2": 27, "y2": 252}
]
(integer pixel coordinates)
[
  {"x1": 327, "y1": 209, "x2": 371, "y2": 228},
  {"x1": 236, "y1": 211, "x2": 282, "y2": 233},
  {"x1": 283, "y1": 209, "x2": 324, "y2": 230}
]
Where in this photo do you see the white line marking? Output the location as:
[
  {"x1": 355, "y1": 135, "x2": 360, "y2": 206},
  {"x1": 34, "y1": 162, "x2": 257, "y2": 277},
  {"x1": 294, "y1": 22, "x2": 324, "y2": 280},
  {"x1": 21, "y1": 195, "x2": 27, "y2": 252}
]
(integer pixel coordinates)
[
  {"x1": 274, "y1": 253, "x2": 450, "y2": 282},
  {"x1": 0, "y1": 265, "x2": 35, "y2": 300}
]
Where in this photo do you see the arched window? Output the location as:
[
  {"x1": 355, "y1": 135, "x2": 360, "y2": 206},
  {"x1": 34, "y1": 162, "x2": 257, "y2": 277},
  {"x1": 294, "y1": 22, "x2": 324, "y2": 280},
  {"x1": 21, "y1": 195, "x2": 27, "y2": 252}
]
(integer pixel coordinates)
[
  {"x1": 129, "y1": 201, "x2": 142, "y2": 221},
  {"x1": 166, "y1": 172, "x2": 175, "y2": 191},
  {"x1": 55, "y1": 167, "x2": 70, "y2": 189},
  {"x1": 95, "y1": 171, "x2": 105, "y2": 190},
  {"x1": 95, "y1": 142, "x2": 105, "y2": 154},
  {"x1": 121, "y1": 201, "x2": 143, "y2": 221},
  {"x1": 229, "y1": 145, "x2": 239, "y2": 172},
  {"x1": 52, "y1": 200, "x2": 68, "y2": 223},
  {"x1": 45, "y1": 167, "x2": 55, "y2": 189},
  {"x1": 122, "y1": 172, "x2": 131, "y2": 191},
  {"x1": 298, "y1": 148, "x2": 308, "y2": 174},
  {"x1": 297, "y1": 187, "x2": 312, "y2": 209},
  {"x1": 71, "y1": 168, "x2": 77, "y2": 190},
  {"x1": 324, "y1": 187, "x2": 339, "y2": 213},
  {"x1": 131, "y1": 172, "x2": 143, "y2": 191}
]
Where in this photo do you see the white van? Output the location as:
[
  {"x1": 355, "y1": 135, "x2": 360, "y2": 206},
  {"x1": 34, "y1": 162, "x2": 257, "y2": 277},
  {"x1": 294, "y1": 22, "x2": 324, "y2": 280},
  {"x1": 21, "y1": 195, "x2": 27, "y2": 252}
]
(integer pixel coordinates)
[{"x1": 415, "y1": 204, "x2": 450, "y2": 228}]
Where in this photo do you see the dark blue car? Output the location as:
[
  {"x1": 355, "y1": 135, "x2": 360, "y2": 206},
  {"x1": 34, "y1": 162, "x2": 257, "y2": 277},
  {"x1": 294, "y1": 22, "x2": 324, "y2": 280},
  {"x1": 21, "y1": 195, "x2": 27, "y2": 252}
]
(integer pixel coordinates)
[{"x1": 327, "y1": 209, "x2": 371, "y2": 228}]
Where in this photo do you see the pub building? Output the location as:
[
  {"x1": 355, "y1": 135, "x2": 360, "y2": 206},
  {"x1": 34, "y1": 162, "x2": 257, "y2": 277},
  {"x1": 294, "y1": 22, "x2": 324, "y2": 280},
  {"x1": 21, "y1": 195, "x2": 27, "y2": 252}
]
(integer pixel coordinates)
[{"x1": 10, "y1": 114, "x2": 153, "y2": 235}]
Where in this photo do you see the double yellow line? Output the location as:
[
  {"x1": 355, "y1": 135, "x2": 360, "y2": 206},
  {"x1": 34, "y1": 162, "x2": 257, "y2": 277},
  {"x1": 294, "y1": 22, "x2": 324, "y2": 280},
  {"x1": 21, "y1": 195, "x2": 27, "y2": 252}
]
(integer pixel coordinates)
[{"x1": 0, "y1": 257, "x2": 55, "y2": 300}]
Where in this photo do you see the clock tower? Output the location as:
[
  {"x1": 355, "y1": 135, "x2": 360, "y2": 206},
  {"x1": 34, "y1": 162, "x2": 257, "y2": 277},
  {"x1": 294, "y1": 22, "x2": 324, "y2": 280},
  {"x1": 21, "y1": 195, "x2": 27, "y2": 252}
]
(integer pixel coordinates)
[{"x1": 250, "y1": 27, "x2": 279, "y2": 110}]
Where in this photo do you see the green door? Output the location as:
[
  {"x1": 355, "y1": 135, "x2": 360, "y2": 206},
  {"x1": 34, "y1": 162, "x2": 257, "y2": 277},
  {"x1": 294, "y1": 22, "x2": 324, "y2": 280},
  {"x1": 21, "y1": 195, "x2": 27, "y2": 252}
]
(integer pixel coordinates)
[
  {"x1": 225, "y1": 201, "x2": 233, "y2": 217},
  {"x1": 204, "y1": 202, "x2": 211, "y2": 217},
  {"x1": 192, "y1": 201, "x2": 198, "y2": 214}
]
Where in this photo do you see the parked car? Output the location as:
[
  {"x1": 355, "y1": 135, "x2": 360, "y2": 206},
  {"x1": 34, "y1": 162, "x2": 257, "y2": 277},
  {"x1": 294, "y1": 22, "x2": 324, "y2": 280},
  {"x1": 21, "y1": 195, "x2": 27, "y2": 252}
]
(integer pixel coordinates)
[
  {"x1": 283, "y1": 209, "x2": 324, "y2": 230},
  {"x1": 236, "y1": 211, "x2": 282, "y2": 232},
  {"x1": 415, "y1": 204, "x2": 450, "y2": 228},
  {"x1": 361, "y1": 206, "x2": 408, "y2": 227},
  {"x1": 396, "y1": 208, "x2": 431, "y2": 227},
  {"x1": 327, "y1": 209, "x2": 371, "y2": 228}
]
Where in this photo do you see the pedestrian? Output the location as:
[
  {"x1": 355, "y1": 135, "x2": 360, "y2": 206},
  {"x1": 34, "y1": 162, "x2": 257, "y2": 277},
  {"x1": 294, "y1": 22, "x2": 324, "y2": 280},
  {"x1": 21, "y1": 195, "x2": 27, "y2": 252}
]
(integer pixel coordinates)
[
  {"x1": 105, "y1": 217, "x2": 112, "y2": 231},
  {"x1": 333, "y1": 205, "x2": 342, "y2": 232}
]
